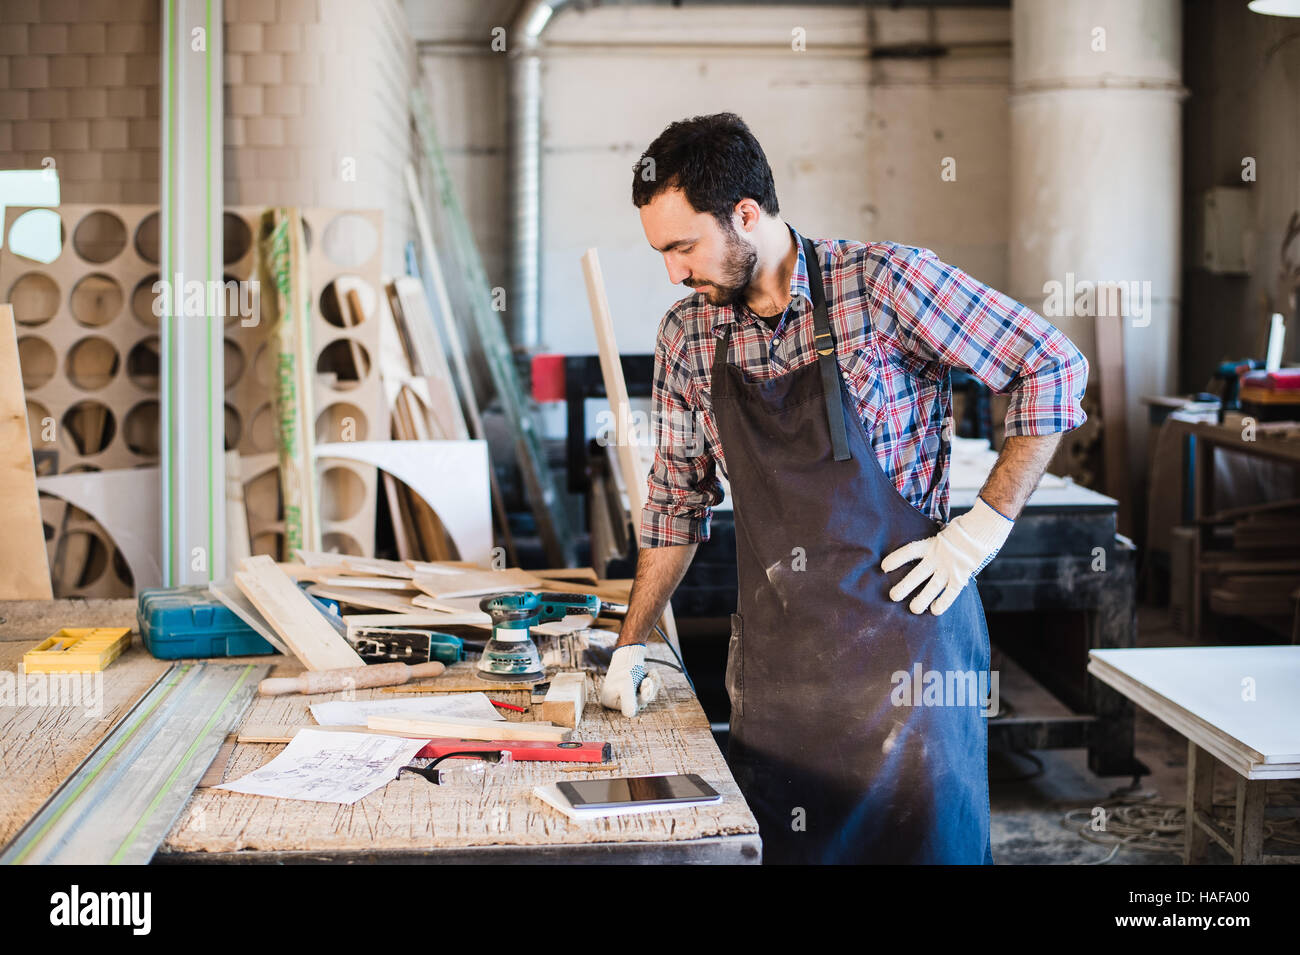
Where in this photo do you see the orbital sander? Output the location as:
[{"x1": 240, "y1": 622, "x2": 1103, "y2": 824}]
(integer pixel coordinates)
[{"x1": 476, "y1": 591, "x2": 626, "y2": 682}]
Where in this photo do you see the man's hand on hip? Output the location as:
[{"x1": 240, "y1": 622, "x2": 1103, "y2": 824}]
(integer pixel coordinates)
[
  {"x1": 599, "y1": 644, "x2": 662, "y2": 717},
  {"x1": 880, "y1": 496, "x2": 1013, "y2": 615}
]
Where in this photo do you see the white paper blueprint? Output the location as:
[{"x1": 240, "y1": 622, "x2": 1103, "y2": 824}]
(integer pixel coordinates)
[{"x1": 215, "y1": 729, "x2": 428, "y2": 804}]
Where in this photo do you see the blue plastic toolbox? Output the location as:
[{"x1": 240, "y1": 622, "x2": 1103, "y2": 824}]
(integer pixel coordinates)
[{"x1": 137, "y1": 585, "x2": 339, "y2": 660}]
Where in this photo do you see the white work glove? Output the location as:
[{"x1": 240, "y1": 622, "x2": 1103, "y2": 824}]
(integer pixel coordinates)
[
  {"x1": 881, "y1": 496, "x2": 1013, "y2": 615},
  {"x1": 600, "y1": 644, "x2": 662, "y2": 718}
]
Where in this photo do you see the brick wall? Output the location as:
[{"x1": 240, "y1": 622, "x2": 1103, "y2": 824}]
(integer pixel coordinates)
[
  {"x1": 0, "y1": 0, "x2": 160, "y2": 204},
  {"x1": 223, "y1": 0, "x2": 415, "y2": 271},
  {"x1": 0, "y1": 0, "x2": 415, "y2": 272}
]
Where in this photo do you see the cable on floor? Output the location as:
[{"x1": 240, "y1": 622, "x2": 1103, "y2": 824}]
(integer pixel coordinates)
[{"x1": 1062, "y1": 790, "x2": 1300, "y2": 864}]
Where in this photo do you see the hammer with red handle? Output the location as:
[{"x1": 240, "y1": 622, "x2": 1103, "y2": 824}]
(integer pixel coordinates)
[{"x1": 258, "y1": 661, "x2": 446, "y2": 696}]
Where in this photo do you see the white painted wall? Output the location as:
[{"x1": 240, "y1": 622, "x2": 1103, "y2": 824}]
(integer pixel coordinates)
[{"x1": 414, "y1": 2, "x2": 1017, "y2": 356}]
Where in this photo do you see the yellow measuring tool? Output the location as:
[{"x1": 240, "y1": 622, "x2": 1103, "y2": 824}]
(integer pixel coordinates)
[{"x1": 24, "y1": 628, "x2": 131, "y2": 673}]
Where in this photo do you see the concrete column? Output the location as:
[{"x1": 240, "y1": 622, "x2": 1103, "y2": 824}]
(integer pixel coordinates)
[{"x1": 1008, "y1": 0, "x2": 1184, "y2": 478}]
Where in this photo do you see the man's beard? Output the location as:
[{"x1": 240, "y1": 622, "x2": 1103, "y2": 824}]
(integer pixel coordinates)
[{"x1": 687, "y1": 227, "x2": 758, "y2": 307}]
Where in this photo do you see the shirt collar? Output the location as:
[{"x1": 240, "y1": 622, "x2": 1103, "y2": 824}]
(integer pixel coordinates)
[{"x1": 711, "y1": 223, "x2": 810, "y2": 332}]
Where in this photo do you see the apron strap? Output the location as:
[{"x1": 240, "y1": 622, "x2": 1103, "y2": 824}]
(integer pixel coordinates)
[
  {"x1": 803, "y1": 236, "x2": 852, "y2": 462},
  {"x1": 712, "y1": 322, "x2": 734, "y2": 383}
]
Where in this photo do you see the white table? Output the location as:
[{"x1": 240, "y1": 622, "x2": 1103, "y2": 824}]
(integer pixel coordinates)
[{"x1": 1088, "y1": 646, "x2": 1300, "y2": 864}]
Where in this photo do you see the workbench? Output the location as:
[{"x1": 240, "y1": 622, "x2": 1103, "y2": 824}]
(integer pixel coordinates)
[
  {"x1": 0, "y1": 599, "x2": 761, "y2": 864},
  {"x1": 1089, "y1": 646, "x2": 1300, "y2": 864}
]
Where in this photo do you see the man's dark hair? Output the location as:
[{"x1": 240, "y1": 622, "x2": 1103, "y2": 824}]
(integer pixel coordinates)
[{"x1": 631, "y1": 112, "x2": 779, "y2": 224}]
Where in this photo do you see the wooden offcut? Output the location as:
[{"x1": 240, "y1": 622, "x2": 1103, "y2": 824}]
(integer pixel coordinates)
[{"x1": 539, "y1": 671, "x2": 587, "y2": 729}]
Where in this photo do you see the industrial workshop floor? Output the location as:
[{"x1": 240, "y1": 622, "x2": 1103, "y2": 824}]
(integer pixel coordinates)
[{"x1": 989, "y1": 605, "x2": 1300, "y2": 865}]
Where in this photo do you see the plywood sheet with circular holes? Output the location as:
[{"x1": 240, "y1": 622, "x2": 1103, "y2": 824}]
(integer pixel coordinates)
[
  {"x1": 3, "y1": 204, "x2": 388, "y2": 592},
  {"x1": 3, "y1": 205, "x2": 163, "y2": 597}
]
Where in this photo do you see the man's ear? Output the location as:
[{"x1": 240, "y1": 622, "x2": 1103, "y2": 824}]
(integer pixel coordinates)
[{"x1": 734, "y1": 198, "x2": 762, "y2": 234}]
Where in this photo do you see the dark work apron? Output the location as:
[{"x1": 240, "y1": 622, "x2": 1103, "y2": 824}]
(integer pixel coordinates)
[{"x1": 717, "y1": 235, "x2": 993, "y2": 865}]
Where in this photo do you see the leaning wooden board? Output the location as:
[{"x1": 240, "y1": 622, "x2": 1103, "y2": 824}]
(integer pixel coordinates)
[
  {"x1": 0, "y1": 306, "x2": 53, "y2": 599},
  {"x1": 235, "y1": 555, "x2": 363, "y2": 670},
  {"x1": 155, "y1": 653, "x2": 760, "y2": 862}
]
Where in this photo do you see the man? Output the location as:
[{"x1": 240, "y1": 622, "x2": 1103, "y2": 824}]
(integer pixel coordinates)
[{"x1": 598, "y1": 113, "x2": 1088, "y2": 864}]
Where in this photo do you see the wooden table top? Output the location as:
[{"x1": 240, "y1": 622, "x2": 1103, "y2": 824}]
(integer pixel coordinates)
[
  {"x1": 1089, "y1": 646, "x2": 1300, "y2": 780},
  {"x1": 0, "y1": 598, "x2": 761, "y2": 863}
]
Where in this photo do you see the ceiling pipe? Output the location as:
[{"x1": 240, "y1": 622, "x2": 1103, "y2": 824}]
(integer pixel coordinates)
[{"x1": 506, "y1": 0, "x2": 1009, "y2": 348}]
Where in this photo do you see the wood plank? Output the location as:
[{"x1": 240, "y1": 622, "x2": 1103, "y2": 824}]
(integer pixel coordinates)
[
  {"x1": 409, "y1": 593, "x2": 492, "y2": 621},
  {"x1": 388, "y1": 278, "x2": 469, "y2": 440},
  {"x1": 1095, "y1": 306, "x2": 1130, "y2": 534},
  {"x1": 368, "y1": 712, "x2": 571, "y2": 742},
  {"x1": 411, "y1": 566, "x2": 543, "y2": 599},
  {"x1": 1184, "y1": 742, "x2": 1215, "y2": 864},
  {"x1": 208, "y1": 577, "x2": 291, "y2": 656},
  {"x1": 224, "y1": 451, "x2": 252, "y2": 576},
  {"x1": 235, "y1": 555, "x2": 362, "y2": 670},
  {"x1": 309, "y1": 584, "x2": 428, "y2": 614},
  {"x1": 259, "y1": 209, "x2": 320, "y2": 556},
  {"x1": 535, "y1": 567, "x2": 599, "y2": 585},
  {"x1": 239, "y1": 723, "x2": 423, "y2": 744},
  {"x1": 0, "y1": 304, "x2": 53, "y2": 599},
  {"x1": 581, "y1": 249, "x2": 681, "y2": 653},
  {"x1": 1234, "y1": 777, "x2": 1266, "y2": 864},
  {"x1": 381, "y1": 471, "x2": 415, "y2": 561},
  {"x1": 237, "y1": 721, "x2": 556, "y2": 744},
  {"x1": 387, "y1": 393, "x2": 456, "y2": 561},
  {"x1": 340, "y1": 555, "x2": 418, "y2": 579},
  {"x1": 341, "y1": 611, "x2": 489, "y2": 635},
  {"x1": 539, "y1": 671, "x2": 587, "y2": 729},
  {"x1": 295, "y1": 550, "x2": 356, "y2": 569},
  {"x1": 318, "y1": 576, "x2": 417, "y2": 591},
  {"x1": 534, "y1": 578, "x2": 632, "y2": 604},
  {"x1": 379, "y1": 680, "x2": 537, "y2": 693}
]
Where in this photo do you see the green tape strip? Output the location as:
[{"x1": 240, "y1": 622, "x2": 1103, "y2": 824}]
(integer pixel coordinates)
[
  {"x1": 205, "y1": 0, "x2": 215, "y2": 578},
  {"x1": 165, "y1": 0, "x2": 178, "y2": 584}
]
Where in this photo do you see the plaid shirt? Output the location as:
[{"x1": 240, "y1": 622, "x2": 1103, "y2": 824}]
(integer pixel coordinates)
[{"x1": 639, "y1": 224, "x2": 1089, "y2": 548}]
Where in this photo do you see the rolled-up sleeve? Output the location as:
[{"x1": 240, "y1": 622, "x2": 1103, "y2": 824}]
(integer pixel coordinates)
[
  {"x1": 887, "y1": 246, "x2": 1088, "y2": 436},
  {"x1": 638, "y1": 311, "x2": 724, "y2": 548}
]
